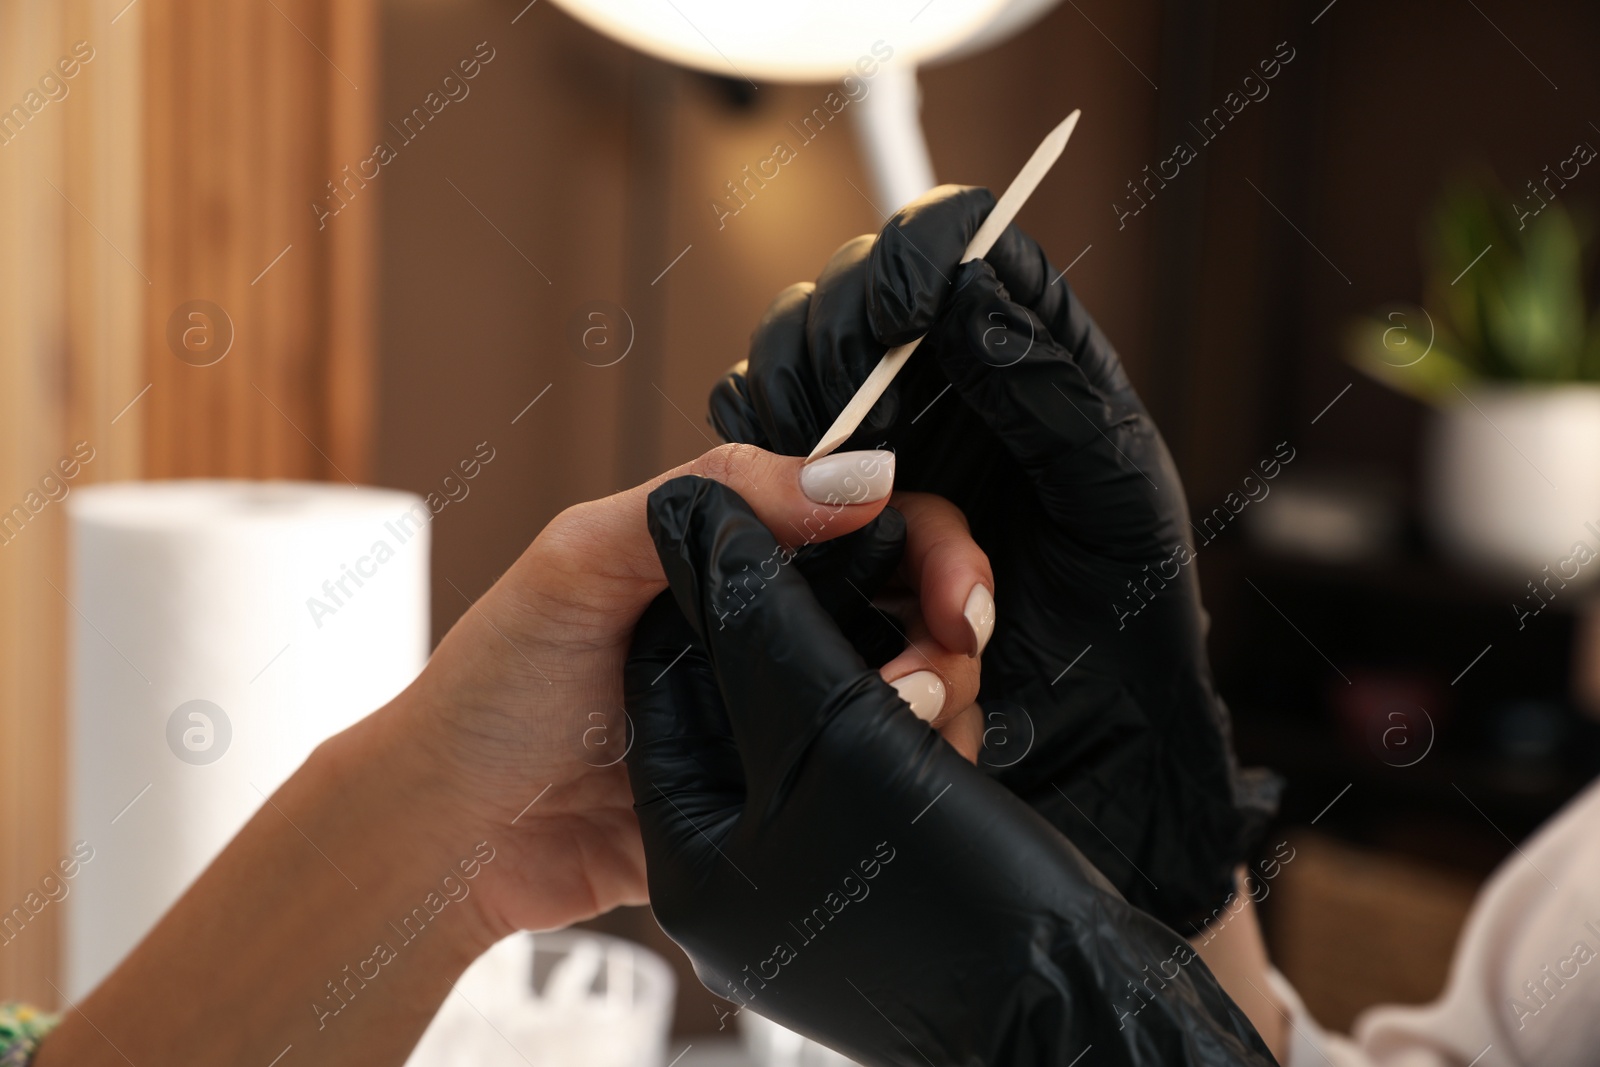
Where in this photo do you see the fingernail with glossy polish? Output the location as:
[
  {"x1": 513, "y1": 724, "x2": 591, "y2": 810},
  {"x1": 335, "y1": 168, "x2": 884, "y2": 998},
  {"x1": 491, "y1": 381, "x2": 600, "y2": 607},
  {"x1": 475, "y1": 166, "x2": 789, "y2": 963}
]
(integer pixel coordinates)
[
  {"x1": 890, "y1": 670, "x2": 946, "y2": 723},
  {"x1": 964, "y1": 584, "x2": 996, "y2": 658},
  {"x1": 799, "y1": 450, "x2": 895, "y2": 505}
]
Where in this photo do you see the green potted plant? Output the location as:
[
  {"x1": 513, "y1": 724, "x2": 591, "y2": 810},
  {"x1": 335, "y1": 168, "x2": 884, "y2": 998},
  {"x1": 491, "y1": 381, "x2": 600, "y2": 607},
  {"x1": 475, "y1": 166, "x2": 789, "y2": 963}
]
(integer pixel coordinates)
[{"x1": 1347, "y1": 174, "x2": 1600, "y2": 575}]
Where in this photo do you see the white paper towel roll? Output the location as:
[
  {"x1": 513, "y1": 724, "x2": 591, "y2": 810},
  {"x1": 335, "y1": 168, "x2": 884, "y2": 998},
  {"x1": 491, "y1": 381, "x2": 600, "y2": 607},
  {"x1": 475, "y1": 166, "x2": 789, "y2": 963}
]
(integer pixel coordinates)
[{"x1": 65, "y1": 480, "x2": 431, "y2": 996}]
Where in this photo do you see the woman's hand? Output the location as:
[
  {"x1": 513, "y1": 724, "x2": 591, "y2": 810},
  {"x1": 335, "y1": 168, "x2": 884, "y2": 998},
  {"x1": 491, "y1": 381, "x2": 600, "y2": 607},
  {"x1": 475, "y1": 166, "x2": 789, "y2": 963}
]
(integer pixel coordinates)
[
  {"x1": 407, "y1": 443, "x2": 892, "y2": 934},
  {"x1": 403, "y1": 449, "x2": 991, "y2": 938},
  {"x1": 37, "y1": 443, "x2": 992, "y2": 1067}
]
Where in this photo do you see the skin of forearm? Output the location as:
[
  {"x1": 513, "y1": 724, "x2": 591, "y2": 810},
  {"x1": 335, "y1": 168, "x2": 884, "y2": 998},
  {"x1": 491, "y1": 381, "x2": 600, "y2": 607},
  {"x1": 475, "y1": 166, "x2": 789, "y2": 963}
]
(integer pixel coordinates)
[
  {"x1": 1188, "y1": 867, "x2": 1289, "y2": 1063},
  {"x1": 35, "y1": 691, "x2": 504, "y2": 1067}
]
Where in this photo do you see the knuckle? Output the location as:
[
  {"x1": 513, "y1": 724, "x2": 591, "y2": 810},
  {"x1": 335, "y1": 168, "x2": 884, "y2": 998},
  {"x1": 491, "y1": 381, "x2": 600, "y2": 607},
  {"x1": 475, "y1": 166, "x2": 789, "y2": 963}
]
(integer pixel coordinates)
[
  {"x1": 693, "y1": 442, "x2": 761, "y2": 487},
  {"x1": 536, "y1": 502, "x2": 600, "y2": 567}
]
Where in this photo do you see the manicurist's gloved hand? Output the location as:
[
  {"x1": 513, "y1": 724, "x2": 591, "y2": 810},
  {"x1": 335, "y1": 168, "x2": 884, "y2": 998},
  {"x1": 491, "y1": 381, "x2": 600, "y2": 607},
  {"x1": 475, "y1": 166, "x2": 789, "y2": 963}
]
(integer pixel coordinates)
[
  {"x1": 624, "y1": 475, "x2": 1275, "y2": 1067},
  {"x1": 709, "y1": 185, "x2": 1279, "y2": 931}
]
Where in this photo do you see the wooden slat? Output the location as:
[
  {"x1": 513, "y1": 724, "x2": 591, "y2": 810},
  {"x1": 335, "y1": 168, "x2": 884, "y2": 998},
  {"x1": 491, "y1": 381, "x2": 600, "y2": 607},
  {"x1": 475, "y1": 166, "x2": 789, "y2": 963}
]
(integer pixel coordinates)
[
  {"x1": 0, "y1": 1, "x2": 65, "y2": 1005},
  {"x1": 0, "y1": 0, "x2": 376, "y2": 1004},
  {"x1": 0, "y1": 0, "x2": 146, "y2": 1003},
  {"x1": 326, "y1": 0, "x2": 378, "y2": 481},
  {"x1": 142, "y1": 0, "x2": 376, "y2": 481}
]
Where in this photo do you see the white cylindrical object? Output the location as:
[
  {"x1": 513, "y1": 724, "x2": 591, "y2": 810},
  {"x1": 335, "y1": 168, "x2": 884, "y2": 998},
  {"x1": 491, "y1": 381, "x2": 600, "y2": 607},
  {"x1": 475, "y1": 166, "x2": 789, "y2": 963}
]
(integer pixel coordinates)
[
  {"x1": 852, "y1": 64, "x2": 937, "y2": 214},
  {"x1": 65, "y1": 480, "x2": 431, "y2": 996},
  {"x1": 1425, "y1": 385, "x2": 1600, "y2": 576}
]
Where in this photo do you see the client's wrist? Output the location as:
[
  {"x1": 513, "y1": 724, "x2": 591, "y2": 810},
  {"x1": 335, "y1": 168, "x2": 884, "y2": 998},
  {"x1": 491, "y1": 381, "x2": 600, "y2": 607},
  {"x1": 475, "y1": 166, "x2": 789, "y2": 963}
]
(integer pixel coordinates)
[{"x1": 321, "y1": 688, "x2": 509, "y2": 962}]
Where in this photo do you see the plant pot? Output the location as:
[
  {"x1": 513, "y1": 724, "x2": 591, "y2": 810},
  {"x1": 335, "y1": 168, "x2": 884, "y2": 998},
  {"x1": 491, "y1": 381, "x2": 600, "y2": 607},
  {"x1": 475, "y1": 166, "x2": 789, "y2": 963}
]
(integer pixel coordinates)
[{"x1": 1424, "y1": 383, "x2": 1600, "y2": 576}]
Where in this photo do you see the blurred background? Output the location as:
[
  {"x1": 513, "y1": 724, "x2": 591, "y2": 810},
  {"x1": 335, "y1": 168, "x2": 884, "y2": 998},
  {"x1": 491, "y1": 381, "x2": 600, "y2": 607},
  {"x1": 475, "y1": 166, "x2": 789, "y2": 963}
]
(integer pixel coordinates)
[{"x1": 6, "y1": 0, "x2": 1600, "y2": 1051}]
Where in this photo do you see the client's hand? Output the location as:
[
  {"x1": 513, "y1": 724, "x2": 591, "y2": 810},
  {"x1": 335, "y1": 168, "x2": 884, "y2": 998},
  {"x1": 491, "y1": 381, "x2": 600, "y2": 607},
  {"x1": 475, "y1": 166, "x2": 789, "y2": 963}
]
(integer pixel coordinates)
[
  {"x1": 408, "y1": 448, "x2": 987, "y2": 937},
  {"x1": 36, "y1": 444, "x2": 990, "y2": 1067},
  {"x1": 624, "y1": 475, "x2": 1274, "y2": 1067},
  {"x1": 711, "y1": 185, "x2": 1279, "y2": 930}
]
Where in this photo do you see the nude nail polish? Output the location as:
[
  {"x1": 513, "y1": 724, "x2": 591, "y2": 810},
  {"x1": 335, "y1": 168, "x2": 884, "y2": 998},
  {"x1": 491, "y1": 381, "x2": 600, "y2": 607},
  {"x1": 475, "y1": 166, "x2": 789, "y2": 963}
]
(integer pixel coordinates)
[
  {"x1": 799, "y1": 450, "x2": 895, "y2": 505},
  {"x1": 890, "y1": 670, "x2": 946, "y2": 722},
  {"x1": 964, "y1": 584, "x2": 995, "y2": 658}
]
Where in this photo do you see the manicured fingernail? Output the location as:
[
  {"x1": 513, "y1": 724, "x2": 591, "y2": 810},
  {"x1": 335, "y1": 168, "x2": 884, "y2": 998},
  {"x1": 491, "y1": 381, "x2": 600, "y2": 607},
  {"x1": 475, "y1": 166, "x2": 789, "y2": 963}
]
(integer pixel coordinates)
[
  {"x1": 890, "y1": 670, "x2": 946, "y2": 722},
  {"x1": 963, "y1": 584, "x2": 995, "y2": 658},
  {"x1": 799, "y1": 450, "x2": 895, "y2": 505}
]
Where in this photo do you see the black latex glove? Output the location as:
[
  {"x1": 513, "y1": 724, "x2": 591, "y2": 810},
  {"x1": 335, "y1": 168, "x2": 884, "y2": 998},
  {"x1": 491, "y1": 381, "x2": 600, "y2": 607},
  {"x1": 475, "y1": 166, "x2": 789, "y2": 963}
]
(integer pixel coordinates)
[
  {"x1": 624, "y1": 475, "x2": 1275, "y2": 1067},
  {"x1": 709, "y1": 185, "x2": 1279, "y2": 931}
]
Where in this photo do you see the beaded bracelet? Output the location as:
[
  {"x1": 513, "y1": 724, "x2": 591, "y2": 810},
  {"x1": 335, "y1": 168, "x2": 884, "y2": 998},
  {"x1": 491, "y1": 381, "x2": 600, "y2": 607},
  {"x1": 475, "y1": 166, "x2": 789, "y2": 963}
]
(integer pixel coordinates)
[{"x1": 0, "y1": 1004, "x2": 58, "y2": 1067}]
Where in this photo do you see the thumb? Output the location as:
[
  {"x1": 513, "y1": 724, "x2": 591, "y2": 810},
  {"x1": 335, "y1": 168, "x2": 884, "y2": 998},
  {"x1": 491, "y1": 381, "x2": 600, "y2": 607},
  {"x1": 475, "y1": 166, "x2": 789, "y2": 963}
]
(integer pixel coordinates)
[{"x1": 547, "y1": 442, "x2": 898, "y2": 602}]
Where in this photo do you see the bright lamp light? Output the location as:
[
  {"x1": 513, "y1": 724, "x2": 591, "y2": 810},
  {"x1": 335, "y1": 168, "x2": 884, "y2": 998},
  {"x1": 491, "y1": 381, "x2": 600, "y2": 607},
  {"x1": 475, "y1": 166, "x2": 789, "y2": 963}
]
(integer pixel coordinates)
[
  {"x1": 543, "y1": 0, "x2": 1016, "y2": 83},
  {"x1": 546, "y1": 0, "x2": 1063, "y2": 214}
]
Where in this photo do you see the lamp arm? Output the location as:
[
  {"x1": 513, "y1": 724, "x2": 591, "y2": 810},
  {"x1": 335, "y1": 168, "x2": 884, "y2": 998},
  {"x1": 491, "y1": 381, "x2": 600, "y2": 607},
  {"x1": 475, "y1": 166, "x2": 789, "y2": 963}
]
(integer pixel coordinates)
[{"x1": 852, "y1": 63, "x2": 937, "y2": 212}]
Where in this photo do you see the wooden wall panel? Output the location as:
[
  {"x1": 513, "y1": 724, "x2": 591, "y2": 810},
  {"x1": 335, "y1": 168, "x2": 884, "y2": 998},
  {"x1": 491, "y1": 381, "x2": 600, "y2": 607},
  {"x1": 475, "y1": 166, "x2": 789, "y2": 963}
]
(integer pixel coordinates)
[
  {"x1": 142, "y1": 0, "x2": 377, "y2": 481},
  {"x1": 0, "y1": 2, "x2": 71, "y2": 1005},
  {"x1": 2, "y1": 0, "x2": 377, "y2": 1003},
  {"x1": 0, "y1": 0, "x2": 145, "y2": 1003}
]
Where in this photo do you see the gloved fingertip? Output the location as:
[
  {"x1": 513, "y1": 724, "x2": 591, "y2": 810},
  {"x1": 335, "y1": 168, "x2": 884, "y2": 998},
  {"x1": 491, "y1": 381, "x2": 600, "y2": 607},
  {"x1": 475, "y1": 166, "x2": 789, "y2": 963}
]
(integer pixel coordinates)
[
  {"x1": 647, "y1": 475, "x2": 781, "y2": 642},
  {"x1": 644, "y1": 474, "x2": 711, "y2": 558},
  {"x1": 952, "y1": 255, "x2": 1003, "y2": 294},
  {"x1": 708, "y1": 368, "x2": 761, "y2": 447},
  {"x1": 868, "y1": 186, "x2": 997, "y2": 345},
  {"x1": 955, "y1": 259, "x2": 1031, "y2": 324},
  {"x1": 883, "y1": 183, "x2": 994, "y2": 236}
]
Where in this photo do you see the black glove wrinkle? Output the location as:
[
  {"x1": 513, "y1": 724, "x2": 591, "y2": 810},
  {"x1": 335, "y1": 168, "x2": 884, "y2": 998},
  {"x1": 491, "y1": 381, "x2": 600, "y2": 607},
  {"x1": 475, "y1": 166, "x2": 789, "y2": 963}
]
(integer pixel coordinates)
[{"x1": 709, "y1": 361, "x2": 767, "y2": 450}]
